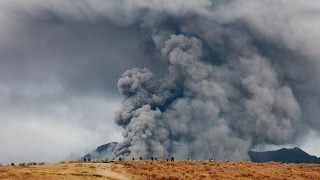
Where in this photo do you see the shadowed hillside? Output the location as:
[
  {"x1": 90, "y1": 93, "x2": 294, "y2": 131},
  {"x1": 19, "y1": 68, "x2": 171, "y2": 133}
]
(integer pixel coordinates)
[
  {"x1": 249, "y1": 147, "x2": 320, "y2": 164},
  {"x1": 82, "y1": 142, "x2": 117, "y2": 160}
]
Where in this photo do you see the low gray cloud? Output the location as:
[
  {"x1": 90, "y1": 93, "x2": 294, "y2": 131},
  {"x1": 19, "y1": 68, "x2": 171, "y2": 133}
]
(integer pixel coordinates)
[
  {"x1": 0, "y1": 1, "x2": 161, "y2": 163},
  {"x1": 0, "y1": 85, "x2": 123, "y2": 164}
]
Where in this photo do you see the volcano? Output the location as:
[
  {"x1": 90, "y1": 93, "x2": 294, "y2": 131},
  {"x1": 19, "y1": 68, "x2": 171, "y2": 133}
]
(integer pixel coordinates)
[{"x1": 83, "y1": 143, "x2": 320, "y2": 164}]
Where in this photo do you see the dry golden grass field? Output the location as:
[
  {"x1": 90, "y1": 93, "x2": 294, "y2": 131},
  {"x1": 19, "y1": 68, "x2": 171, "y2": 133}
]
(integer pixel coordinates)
[
  {"x1": 0, "y1": 161, "x2": 135, "y2": 180},
  {"x1": 1, "y1": 160, "x2": 320, "y2": 179}
]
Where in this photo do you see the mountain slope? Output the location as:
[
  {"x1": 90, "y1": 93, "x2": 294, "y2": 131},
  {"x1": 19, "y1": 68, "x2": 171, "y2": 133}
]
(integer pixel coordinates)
[
  {"x1": 249, "y1": 147, "x2": 320, "y2": 164},
  {"x1": 82, "y1": 143, "x2": 320, "y2": 164},
  {"x1": 82, "y1": 142, "x2": 118, "y2": 160}
]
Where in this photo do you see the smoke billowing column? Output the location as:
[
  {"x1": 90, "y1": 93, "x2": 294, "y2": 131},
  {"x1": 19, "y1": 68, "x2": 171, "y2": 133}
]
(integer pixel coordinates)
[{"x1": 114, "y1": 33, "x2": 300, "y2": 160}]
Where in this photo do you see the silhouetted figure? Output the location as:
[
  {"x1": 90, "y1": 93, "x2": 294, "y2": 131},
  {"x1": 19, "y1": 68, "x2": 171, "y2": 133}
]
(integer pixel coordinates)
[
  {"x1": 119, "y1": 158, "x2": 122, "y2": 161},
  {"x1": 151, "y1": 156, "x2": 154, "y2": 161},
  {"x1": 106, "y1": 158, "x2": 108, "y2": 162},
  {"x1": 84, "y1": 158, "x2": 86, "y2": 162},
  {"x1": 155, "y1": 157, "x2": 157, "y2": 160},
  {"x1": 88, "y1": 158, "x2": 91, "y2": 162},
  {"x1": 140, "y1": 156, "x2": 143, "y2": 160},
  {"x1": 11, "y1": 163, "x2": 15, "y2": 166},
  {"x1": 167, "y1": 159, "x2": 169, "y2": 161},
  {"x1": 171, "y1": 157, "x2": 174, "y2": 162},
  {"x1": 132, "y1": 158, "x2": 135, "y2": 161}
]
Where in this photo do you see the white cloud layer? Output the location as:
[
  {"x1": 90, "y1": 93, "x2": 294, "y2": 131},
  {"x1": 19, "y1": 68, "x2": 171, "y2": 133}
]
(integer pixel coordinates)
[{"x1": 0, "y1": 86, "x2": 123, "y2": 164}]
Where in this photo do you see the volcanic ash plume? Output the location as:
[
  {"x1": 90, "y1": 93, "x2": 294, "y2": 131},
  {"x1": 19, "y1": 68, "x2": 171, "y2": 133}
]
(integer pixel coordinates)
[
  {"x1": 114, "y1": 34, "x2": 301, "y2": 160},
  {"x1": 1, "y1": 0, "x2": 320, "y2": 162}
]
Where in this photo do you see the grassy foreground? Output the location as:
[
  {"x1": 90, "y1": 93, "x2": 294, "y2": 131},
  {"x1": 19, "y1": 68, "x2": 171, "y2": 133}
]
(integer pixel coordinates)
[
  {"x1": 1, "y1": 160, "x2": 320, "y2": 179},
  {"x1": 117, "y1": 160, "x2": 320, "y2": 179},
  {"x1": 0, "y1": 161, "x2": 134, "y2": 180}
]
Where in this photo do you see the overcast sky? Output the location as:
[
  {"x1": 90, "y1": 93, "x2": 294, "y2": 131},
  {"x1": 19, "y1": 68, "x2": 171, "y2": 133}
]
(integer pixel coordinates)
[
  {"x1": 0, "y1": 2, "x2": 152, "y2": 164},
  {"x1": 0, "y1": 0, "x2": 173, "y2": 164},
  {"x1": 1, "y1": 0, "x2": 320, "y2": 163}
]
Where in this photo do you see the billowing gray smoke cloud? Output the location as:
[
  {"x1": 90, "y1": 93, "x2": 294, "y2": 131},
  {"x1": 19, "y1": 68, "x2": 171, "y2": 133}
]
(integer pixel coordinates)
[
  {"x1": 114, "y1": 33, "x2": 301, "y2": 160},
  {"x1": 109, "y1": 0, "x2": 320, "y2": 160},
  {"x1": 1, "y1": 0, "x2": 320, "y2": 161}
]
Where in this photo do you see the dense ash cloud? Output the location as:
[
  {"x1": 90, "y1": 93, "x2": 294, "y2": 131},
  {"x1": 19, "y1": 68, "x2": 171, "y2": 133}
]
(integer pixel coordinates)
[
  {"x1": 1, "y1": 0, "x2": 320, "y2": 162},
  {"x1": 114, "y1": 34, "x2": 300, "y2": 160},
  {"x1": 109, "y1": 0, "x2": 320, "y2": 160}
]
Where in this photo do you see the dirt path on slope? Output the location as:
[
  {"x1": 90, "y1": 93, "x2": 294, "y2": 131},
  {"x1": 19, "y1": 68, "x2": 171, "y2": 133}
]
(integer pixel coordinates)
[
  {"x1": 97, "y1": 163, "x2": 132, "y2": 180},
  {"x1": 0, "y1": 162, "x2": 135, "y2": 180}
]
